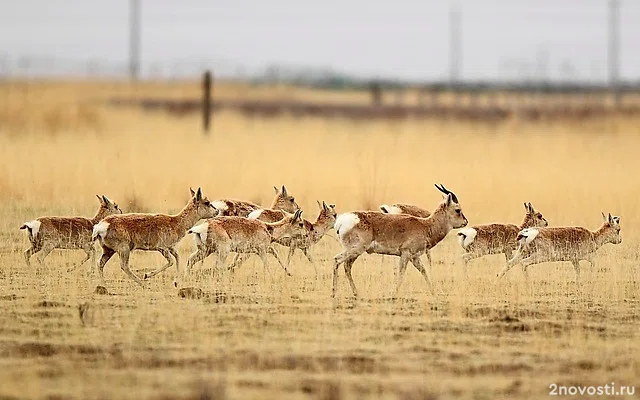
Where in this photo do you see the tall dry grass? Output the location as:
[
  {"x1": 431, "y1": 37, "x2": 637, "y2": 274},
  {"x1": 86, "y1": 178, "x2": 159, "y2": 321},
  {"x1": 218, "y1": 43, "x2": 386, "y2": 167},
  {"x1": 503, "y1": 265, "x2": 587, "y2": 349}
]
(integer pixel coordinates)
[{"x1": 1, "y1": 81, "x2": 640, "y2": 231}]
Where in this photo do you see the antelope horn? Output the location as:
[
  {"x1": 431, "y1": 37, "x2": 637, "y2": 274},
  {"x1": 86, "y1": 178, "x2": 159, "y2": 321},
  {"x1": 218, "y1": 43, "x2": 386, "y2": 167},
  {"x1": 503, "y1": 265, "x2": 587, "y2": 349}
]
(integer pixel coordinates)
[{"x1": 434, "y1": 183, "x2": 459, "y2": 203}]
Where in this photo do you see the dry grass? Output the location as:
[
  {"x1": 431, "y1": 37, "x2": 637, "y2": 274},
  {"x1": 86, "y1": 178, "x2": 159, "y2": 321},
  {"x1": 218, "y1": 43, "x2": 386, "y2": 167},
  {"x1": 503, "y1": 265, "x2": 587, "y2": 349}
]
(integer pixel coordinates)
[{"x1": 0, "y1": 81, "x2": 639, "y2": 399}]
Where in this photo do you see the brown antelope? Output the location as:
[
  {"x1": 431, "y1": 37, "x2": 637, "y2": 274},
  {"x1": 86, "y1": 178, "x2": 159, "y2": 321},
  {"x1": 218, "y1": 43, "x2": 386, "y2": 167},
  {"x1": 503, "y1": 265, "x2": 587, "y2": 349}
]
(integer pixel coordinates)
[
  {"x1": 379, "y1": 202, "x2": 434, "y2": 265},
  {"x1": 20, "y1": 195, "x2": 122, "y2": 271},
  {"x1": 498, "y1": 213, "x2": 621, "y2": 283},
  {"x1": 332, "y1": 184, "x2": 468, "y2": 298},
  {"x1": 248, "y1": 200, "x2": 337, "y2": 275},
  {"x1": 457, "y1": 202, "x2": 548, "y2": 277},
  {"x1": 212, "y1": 185, "x2": 299, "y2": 217},
  {"x1": 91, "y1": 188, "x2": 217, "y2": 288},
  {"x1": 184, "y1": 209, "x2": 306, "y2": 280}
]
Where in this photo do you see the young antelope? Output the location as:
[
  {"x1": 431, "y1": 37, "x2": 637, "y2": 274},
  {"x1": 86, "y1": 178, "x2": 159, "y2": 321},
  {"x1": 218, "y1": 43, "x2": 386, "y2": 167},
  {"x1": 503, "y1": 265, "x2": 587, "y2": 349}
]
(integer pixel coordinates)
[
  {"x1": 457, "y1": 202, "x2": 548, "y2": 277},
  {"x1": 212, "y1": 185, "x2": 299, "y2": 217},
  {"x1": 20, "y1": 195, "x2": 122, "y2": 271},
  {"x1": 498, "y1": 213, "x2": 621, "y2": 283},
  {"x1": 91, "y1": 188, "x2": 217, "y2": 288},
  {"x1": 185, "y1": 209, "x2": 306, "y2": 280},
  {"x1": 249, "y1": 200, "x2": 337, "y2": 275}
]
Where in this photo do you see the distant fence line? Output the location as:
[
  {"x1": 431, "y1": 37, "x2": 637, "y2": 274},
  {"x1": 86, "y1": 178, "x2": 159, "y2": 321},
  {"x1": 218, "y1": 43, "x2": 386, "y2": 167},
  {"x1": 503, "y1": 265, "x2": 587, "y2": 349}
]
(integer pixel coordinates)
[{"x1": 101, "y1": 71, "x2": 640, "y2": 130}]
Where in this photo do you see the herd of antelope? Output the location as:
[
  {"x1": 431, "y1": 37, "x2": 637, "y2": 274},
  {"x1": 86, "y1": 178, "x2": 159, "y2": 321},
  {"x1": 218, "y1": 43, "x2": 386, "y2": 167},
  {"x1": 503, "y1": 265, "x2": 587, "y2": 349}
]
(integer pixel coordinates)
[{"x1": 19, "y1": 184, "x2": 622, "y2": 297}]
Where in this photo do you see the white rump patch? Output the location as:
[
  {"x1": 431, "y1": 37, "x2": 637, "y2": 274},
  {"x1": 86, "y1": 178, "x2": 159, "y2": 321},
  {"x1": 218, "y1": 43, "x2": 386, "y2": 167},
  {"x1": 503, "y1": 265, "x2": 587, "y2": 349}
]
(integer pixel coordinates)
[
  {"x1": 211, "y1": 200, "x2": 228, "y2": 212},
  {"x1": 23, "y1": 220, "x2": 41, "y2": 239},
  {"x1": 519, "y1": 228, "x2": 539, "y2": 244},
  {"x1": 247, "y1": 209, "x2": 264, "y2": 220},
  {"x1": 91, "y1": 221, "x2": 110, "y2": 241},
  {"x1": 335, "y1": 213, "x2": 360, "y2": 240},
  {"x1": 457, "y1": 227, "x2": 477, "y2": 249},
  {"x1": 380, "y1": 205, "x2": 402, "y2": 214},
  {"x1": 188, "y1": 222, "x2": 209, "y2": 245}
]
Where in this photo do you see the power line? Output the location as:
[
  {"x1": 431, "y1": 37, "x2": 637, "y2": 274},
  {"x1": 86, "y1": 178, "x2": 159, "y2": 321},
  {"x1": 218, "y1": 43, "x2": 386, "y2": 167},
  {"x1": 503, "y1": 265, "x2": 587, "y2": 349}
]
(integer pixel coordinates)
[
  {"x1": 608, "y1": 0, "x2": 620, "y2": 106},
  {"x1": 129, "y1": 0, "x2": 141, "y2": 81},
  {"x1": 449, "y1": 6, "x2": 461, "y2": 84}
]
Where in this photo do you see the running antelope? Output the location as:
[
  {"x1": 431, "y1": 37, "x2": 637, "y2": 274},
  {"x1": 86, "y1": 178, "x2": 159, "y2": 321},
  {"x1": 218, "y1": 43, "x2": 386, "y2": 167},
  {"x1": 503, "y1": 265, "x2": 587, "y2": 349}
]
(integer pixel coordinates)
[
  {"x1": 20, "y1": 195, "x2": 122, "y2": 271},
  {"x1": 498, "y1": 213, "x2": 621, "y2": 283},
  {"x1": 212, "y1": 185, "x2": 299, "y2": 217},
  {"x1": 248, "y1": 200, "x2": 337, "y2": 275},
  {"x1": 91, "y1": 188, "x2": 217, "y2": 288},
  {"x1": 457, "y1": 202, "x2": 548, "y2": 277},
  {"x1": 332, "y1": 184, "x2": 468, "y2": 298},
  {"x1": 184, "y1": 209, "x2": 306, "y2": 280}
]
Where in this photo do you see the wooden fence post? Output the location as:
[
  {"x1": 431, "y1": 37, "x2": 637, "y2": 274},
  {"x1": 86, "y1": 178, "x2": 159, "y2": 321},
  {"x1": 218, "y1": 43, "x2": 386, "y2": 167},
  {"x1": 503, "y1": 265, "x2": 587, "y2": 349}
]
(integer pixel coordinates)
[
  {"x1": 370, "y1": 82, "x2": 382, "y2": 106},
  {"x1": 202, "y1": 70, "x2": 213, "y2": 135}
]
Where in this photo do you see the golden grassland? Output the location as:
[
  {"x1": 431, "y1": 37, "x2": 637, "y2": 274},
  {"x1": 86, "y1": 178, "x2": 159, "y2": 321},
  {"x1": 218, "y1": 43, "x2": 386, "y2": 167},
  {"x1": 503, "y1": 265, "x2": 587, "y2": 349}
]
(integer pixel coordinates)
[{"x1": 0, "y1": 80, "x2": 639, "y2": 399}]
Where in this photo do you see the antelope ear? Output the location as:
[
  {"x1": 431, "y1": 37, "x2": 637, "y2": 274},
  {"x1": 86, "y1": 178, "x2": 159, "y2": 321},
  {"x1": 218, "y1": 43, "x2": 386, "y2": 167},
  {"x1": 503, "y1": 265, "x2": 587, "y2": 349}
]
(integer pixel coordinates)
[
  {"x1": 195, "y1": 187, "x2": 203, "y2": 201},
  {"x1": 295, "y1": 209, "x2": 303, "y2": 220},
  {"x1": 274, "y1": 186, "x2": 279, "y2": 194},
  {"x1": 608, "y1": 213, "x2": 613, "y2": 224},
  {"x1": 322, "y1": 201, "x2": 329, "y2": 211},
  {"x1": 317, "y1": 200, "x2": 322, "y2": 209},
  {"x1": 97, "y1": 194, "x2": 105, "y2": 205},
  {"x1": 282, "y1": 185, "x2": 288, "y2": 196},
  {"x1": 446, "y1": 193, "x2": 453, "y2": 206},
  {"x1": 527, "y1": 202, "x2": 533, "y2": 213},
  {"x1": 523, "y1": 202, "x2": 528, "y2": 212},
  {"x1": 602, "y1": 212, "x2": 607, "y2": 222},
  {"x1": 102, "y1": 195, "x2": 110, "y2": 205},
  {"x1": 190, "y1": 187, "x2": 196, "y2": 197}
]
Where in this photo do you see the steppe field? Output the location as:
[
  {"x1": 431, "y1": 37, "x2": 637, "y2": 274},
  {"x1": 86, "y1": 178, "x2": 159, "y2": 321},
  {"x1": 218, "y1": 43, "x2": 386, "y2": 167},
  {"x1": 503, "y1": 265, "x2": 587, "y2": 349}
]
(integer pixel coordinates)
[{"x1": 0, "y1": 80, "x2": 639, "y2": 399}]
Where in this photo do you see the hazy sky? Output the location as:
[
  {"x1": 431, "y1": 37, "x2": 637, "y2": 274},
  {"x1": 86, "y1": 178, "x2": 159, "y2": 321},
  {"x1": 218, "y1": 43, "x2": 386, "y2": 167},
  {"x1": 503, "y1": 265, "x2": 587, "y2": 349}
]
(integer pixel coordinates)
[{"x1": 0, "y1": 0, "x2": 638, "y2": 81}]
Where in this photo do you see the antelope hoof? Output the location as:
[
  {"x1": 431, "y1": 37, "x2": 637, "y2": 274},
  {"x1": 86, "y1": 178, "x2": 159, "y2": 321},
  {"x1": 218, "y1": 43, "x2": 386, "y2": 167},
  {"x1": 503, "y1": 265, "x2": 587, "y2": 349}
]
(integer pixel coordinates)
[{"x1": 143, "y1": 273, "x2": 150, "y2": 280}]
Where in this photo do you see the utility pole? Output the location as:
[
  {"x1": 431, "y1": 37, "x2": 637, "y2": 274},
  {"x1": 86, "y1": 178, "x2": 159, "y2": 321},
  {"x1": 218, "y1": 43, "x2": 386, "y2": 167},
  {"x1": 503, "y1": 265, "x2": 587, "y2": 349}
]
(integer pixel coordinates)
[
  {"x1": 449, "y1": 6, "x2": 461, "y2": 107},
  {"x1": 608, "y1": 0, "x2": 620, "y2": 107},
  {"x1": 129, "y1": 0, "x2": 141, "y2": 80},
  {"x1": 449, "y1": 6, "x2": 461, "y2": 85},
  {"x1": 536, "y1": 44, "x2": 549, "y2": 83}
]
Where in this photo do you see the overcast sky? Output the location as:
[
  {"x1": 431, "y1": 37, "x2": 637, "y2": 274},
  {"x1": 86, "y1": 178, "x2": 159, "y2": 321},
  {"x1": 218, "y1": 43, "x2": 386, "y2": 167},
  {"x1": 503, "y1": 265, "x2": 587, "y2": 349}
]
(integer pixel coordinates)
[{"x1": 0, "y1": 0, "x2": 638, "y2": 81}]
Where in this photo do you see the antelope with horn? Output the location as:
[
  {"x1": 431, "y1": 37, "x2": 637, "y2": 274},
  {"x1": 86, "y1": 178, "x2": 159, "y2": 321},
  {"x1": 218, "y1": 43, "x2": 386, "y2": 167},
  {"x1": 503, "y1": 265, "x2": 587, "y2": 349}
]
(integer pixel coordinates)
[{"x1": 332, "y1": 184, "x2": 468, "y2": 298}]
